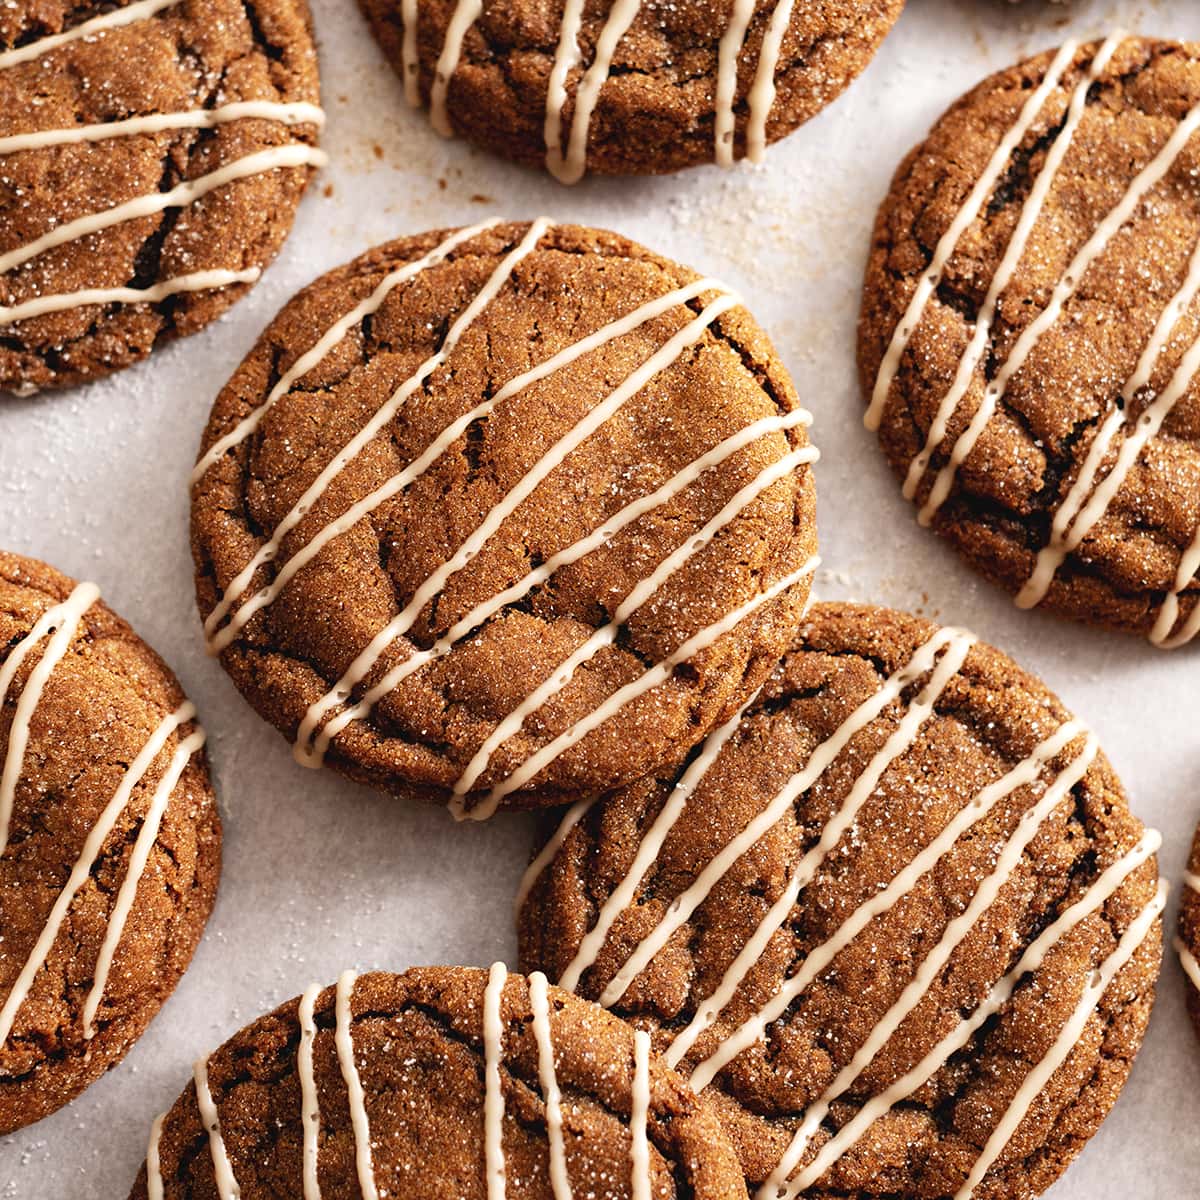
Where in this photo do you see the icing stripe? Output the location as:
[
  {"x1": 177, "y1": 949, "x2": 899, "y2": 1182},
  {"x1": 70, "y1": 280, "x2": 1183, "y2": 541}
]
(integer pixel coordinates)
[
  {"x1": 0, "y1": 703, "x2": 203, "y2": 1045},
  {"x1": 762, "y1": 733, "x2": 1100, "y2": 1194},
  {"x1": 484, "y1": 962, "x2": 508, "y2": 1200},
  {"x1": 1176, "y1": 936, "x2": 1200, "y2": 992},
  {"x1": 0, "y1": 101, "x2": 325, "y2": 156},
  {"x1": 713, "y1": 0, "x2": 759, "y2": 166},
  {"x1": 515, "y1": 796, "x2": 598, "y2": 914},
  {"x1": 0, "y1": 269, "x2": 261, "y2": 328},
  {"x1": 951, "y1": 882, "x2": 1166, "y2": 1200},
  {"x1": 464, "y1": 553, "x2": 819, "y2": 821},
  {"x1": 630, "y1": 1030, "x2": 652, "y2": 1200},
  {"x1": 292, "y1": 279, "x2": 751, "y2": 764},
  {"x1": 0, "y1": 579, "x2": 99, "y2": 853},
  {"x1": 744, "y1": 0, "x2": 795, "y2": 164},
  {"x1": 0, "y1": 0, "x2": 182, "y2": 70},
  {"x1": 298, "y1": 983, "x2": 324, "y2": 1200},
  {"x1": 529, "y1": 972, "x2": 572, "y2": 1200},
  {"x1": 543, "y1": 0, "x2": 587, "y2": 177},
  {"x1": 1184, "y1": 871, "x2": 1200, "y2": 893},
  {"x1": 1151, "y1": 522, "x2": 1200, "y2": 648},
  {"x1": 767, "y1": 841, "x2": 1161, "y2": 1199},
  {"x1": 865, "y1": 39, "x2": 1081, "y2": 431},
  {"x1": 684, "y1": 716, "x2": 1088, "y2": 1089},
  {"x1": 0, "y1": 144, "x2": 327, "y2": 276},
  {"x1": 146, "y1": 1111, "x2": 167, "y2": 1200},
  {"x1": 82, "y1": 711, "x2": 205, "y2": 1038},
  {"x1": 902, "y1": 35, "x2": 1123, "y2": 505},
  {"x1": 598, "y1": 626, "x2": 969, "y2": 1008},
  {"x1": 449, "y1": 442, "x2": 819, "y2": 801},
  {"x1": 203, "y1": 218, "x2": 551, "y2": 651},
  {"x1": 401, "y1": 0, "x2": 422, "y2": 105},
  {"x1": 430, "y1": 0, "x2": 484, "y2": 136},
  {"x1": 194, "y1": 1057, "x2": 242, "y2": 1200},
  {"x1": 335, "y1": 970, "x2": 379, "y2": 1200}
]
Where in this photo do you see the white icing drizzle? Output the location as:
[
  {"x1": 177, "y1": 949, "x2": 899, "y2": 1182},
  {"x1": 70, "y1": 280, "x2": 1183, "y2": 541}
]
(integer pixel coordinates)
[
  {"x1": 950, "y1": 881, "x2": 1166, "y2": 1200},
  {"x1": 0, "y1": 143, "x2": 327, "y2": 276},
  {"x1": 515, "y1": 795, "x2": 598, "y2": 914},
  {"x1": 0, "y1": 0, "x2": 182, "y2": 70},
  {"x1": 529, "y1": 971, "x2": 572, "y2": 1200},
  {"x1": 542, "y1": 0, "x2": 586, "y2": 177},
  {"x1": 1150, "y1": 522, "x2": 1200, "y2": 648},
  {"x1": 744, "y1": 0, "x2": 795, "y2": 164},
  {"x1": 0, "y1": 100, "x2": 325, "y2": 156},
  {"x1": 1175, "y1": 936, "x2": 1200, "y2": 992},
  {"x1": 900, "y1": 34, "x2": 1123, "y2": 506},
  {"x1": 761, "y1": 733, "x2": 1100, "y2": 1195},
  {"x1": 683, "y1": 717, "x2": 1088, "y2": 1089},
  {"x1": 400, "y1": 0, "x2": 422, "y2": 105},
  {"x1": 449, "y1": 442, "x2": 818, "y2": 803},
  {"x1": 334, "y1": 970, "x2": 380, "y2": 1200},
  {"x1": 466, "y1": 553, "x2": 819, "y2": 822},
  {"x1": 597, "y1": 625, "x2": 970, "y2": 1008},
  {"x1": 203, "y1": 218, "x2": 551, "y2": 652},
  {"x1": 146, "y1": 1111, "x2": 167, "y2": 1200},
  {"x1": 430, "y1": 0, "x2": 484, "y2": 136},
  {"x1": 1183, "y1": 870, "x2": 1200, "y2": 893},
  {"x1": 191, "y1": 219, "x2": 501, "y2": 485},
  {"x1": 0, "y1": 579, "x2": 99, "y2": 853},
  {"x1": 297, "y1": 983, "x2": 324, "y2": 1200},
  {"x1": 0, "y1": 268, "x2": 260, "y2": 327},
  {"x1": 194, "y1": 1056, "x2": 242, "y2": 1200},
  {"x1": 0, "y1": 702, "x2": 203, "y2": 1046},
  {"x1": 864, "y1": 38, "x2": 1081, "y2": 432},
  {"x1": 630, "y1": 1029, "x2": 652, "y2": 1200},
  {"x1": 483, "y1": 961, "x2": 508, "y2": 1200},
  {"x1": 713, "y1": 0, "x2": 758, "y2": 166},
  {"x1": 764, "y1": 837, "x2": 1161, "y2": 1200}
]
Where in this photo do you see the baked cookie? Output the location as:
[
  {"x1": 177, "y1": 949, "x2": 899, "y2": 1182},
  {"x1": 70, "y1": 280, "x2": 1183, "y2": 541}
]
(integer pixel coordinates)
[
  {"x1": 128, "y1": 964, "x2": 748, "y2": 1199},
  {"x1": 0, "y1": 551, "x2": 220, "y2": 1134},
  {"x1": 859, "y1": 35, "x2": 1200, "y2": 645},
  {"x1": 0, "y1": 0, "x2": 324, "y2": 394},
  {"x1": 358, "y1": 0, "x2": 904, "y2": 182},
  {"x1": 1176, "y1": 827, "x2": 1200, "y2": 1037},
  {"x1": 518, "y1": 602, "x2": 1164, "y2": 1200},
  {"x1": 191, "y1": 220, "x2": 819, "y2": 818}
]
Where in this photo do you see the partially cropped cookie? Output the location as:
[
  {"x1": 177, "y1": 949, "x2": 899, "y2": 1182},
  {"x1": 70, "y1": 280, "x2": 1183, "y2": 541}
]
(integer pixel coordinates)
[
  {"x1": 191, "y1": 220, "x2": 818, "y2": 817},
  {"x1": 358, "y1": 0, "x2": 903, "y2": 181},
  {"x1": 859, "y1": 35, "x2": 1200, "y2": 645},
  {"x1": 519, "y1": 602, "x2": 1164, "y2": 1200},
  {"x1": 1176, "y1": 827, "x2": 1200, "y2": 1037},
  {"x1": 0, "y1": 0, "x2": 324, "y2": 393},
  {"x1": 129, "y1": 965, "x2": 747, "y2": 1199},
  {"x1": 0, "y1": 551, "x2": 220, "y2": 1134}
]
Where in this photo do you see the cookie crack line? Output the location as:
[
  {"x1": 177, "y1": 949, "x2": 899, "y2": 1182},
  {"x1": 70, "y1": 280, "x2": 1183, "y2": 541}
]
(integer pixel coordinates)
[
  {"x1": 523, "y1": 614, "x2": 1162, "y2": 1199},
  {"x1": 193, "y1": 218, "x2": 818, "y2": 815},
  {"x1": 866, "y1": 32, "x2": 1200, "y2": 646}
]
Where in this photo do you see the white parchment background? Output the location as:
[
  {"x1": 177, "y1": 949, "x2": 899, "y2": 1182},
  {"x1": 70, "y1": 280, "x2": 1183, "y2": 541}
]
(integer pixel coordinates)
[{"x1": 2, "y1": 0, "x2": 1198, "y2": 1194}]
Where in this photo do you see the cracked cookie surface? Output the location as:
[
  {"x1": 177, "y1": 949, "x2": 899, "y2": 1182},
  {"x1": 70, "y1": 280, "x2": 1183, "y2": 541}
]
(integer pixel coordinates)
[
  {"x1": 0, "y1": 551, "x2": 220, "y2": 1134},
  {"x1": 190, "y1": 220, "x2": 818, "y2": 814},
  {"x1": 859, "y1": 37, "x2": 1200, "y2": 643},
  {"x1": 128, "y1": 965, "x2": 748, "y2": 1199},
  {"x1": 519, "y1": 602, "x2": 1162, "y2": 1200},
  {"x1": 1176, "y1": 824, "x2": 1200, "y2": 1038},
  {"x1": 0, "y1": 0, "x2": 322, "y2": 393}
]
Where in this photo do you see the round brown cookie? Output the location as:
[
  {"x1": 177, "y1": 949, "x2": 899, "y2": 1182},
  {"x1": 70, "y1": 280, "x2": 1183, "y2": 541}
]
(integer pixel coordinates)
[
  {"x1": 190, "y1": 220, "x2": 818, "y2": 816},
  {"x1": 0, "y1": 0, "x2": 323, "y2": 394},
  {"x1": 1176, "y1": 826, "x2": 1200, "y2": 1037},
  {"x1": 859, "y1": 36, "x2": 1200, "y2": 646},
  {"x1": 357, "y1": 0, "x2": 904, "y2": 180},
  {"x1": 129, "y1": 965, "x2": 748, "y2": 1199},
  {"x1": 518, "y1": 602, "x2": 1164, "y2": 1200},
  {"x1": 0, "y1": 551, "x2": 221, "y2": 1134}
]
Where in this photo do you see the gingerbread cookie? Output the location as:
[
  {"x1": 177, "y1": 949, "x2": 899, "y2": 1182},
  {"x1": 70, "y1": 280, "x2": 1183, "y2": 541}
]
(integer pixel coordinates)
[
  {"x1": 129, "y1": 965, "x2": 748, "y2": 1199},
  {"x1": 519, "y1": 602, "x2": 1163, "y2": 1200},
  {"x1": 1176, "y1": 826, "x2": 1200, "y2": 1038},
  {"x1": 0, "y1": 0, "x2": 324, "y2": 393},
  {"x1": 358, "y1": 0, "x2": 904, "y2": 181},
  {"x1": 859, "y1": 35, "x2": 1200, "y2": 644},
  {"x1": 0, "y1": 551, "x2": 220, "y2": 1134},
  {"x1": 191, "y1": 220, "x2": 819, "y2": 818}
]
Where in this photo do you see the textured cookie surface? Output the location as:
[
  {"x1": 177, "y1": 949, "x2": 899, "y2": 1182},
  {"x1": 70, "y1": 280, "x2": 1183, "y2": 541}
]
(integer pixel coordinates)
[
  {"x1": 358, "y1": 0, "x2": 903, "y2": 178},
  {"x1": 191, "y1": 220, "x2": 818, "y2": 815},
  {"x1": 519, "y1": 602, "x2": 1163, "y2": 1200},
  {"x1": 859, "y1": 37, "x2": 1200, "y2": 644},
  {"x1": 129, "y1": 965, "x2": 748, "y2": 1199},
  {"x1": 0, "y1": 0, "x2": 322, "y2": 393},
  {"x1": 0, "y1": 551, "x2": 220, "y2": 1134},
  {"x1": 1176, "y1": 828, "x2": 1200, "y2": 1037}
]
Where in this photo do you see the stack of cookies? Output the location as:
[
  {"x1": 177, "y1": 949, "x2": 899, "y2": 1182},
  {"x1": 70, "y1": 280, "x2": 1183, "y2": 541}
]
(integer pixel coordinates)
[{"x1": 1, "y1": 3, "x2": 1197, "y2": 1199}]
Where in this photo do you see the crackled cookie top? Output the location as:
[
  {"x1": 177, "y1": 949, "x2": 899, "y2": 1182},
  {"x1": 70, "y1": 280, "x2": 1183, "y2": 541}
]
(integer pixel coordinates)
[
  {"x1": 519, "y1": 602, "x2": 1163, "y2": 1200},
  {"x1": 0, "y1": 551, "x2": 220, "y2": 1135},
  {"x1": 0, "y1": 0, "x2": 323, "y2": 393},
  {"x1": 191, "y1": 220, "x2": 818, "y2": 816},
  {"x1": 859, "y1": 36, "x2": 1200, "y2": 644},
  {"x1": 1176, "y1": 827, "x2": 1200, "y2": 1038},
  {"x1": 358, "y1": 0, "x2": 903, "y2": 180},
  {"x1": 130, "y1": 966, "x2": 748, "y2": 1199}
]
